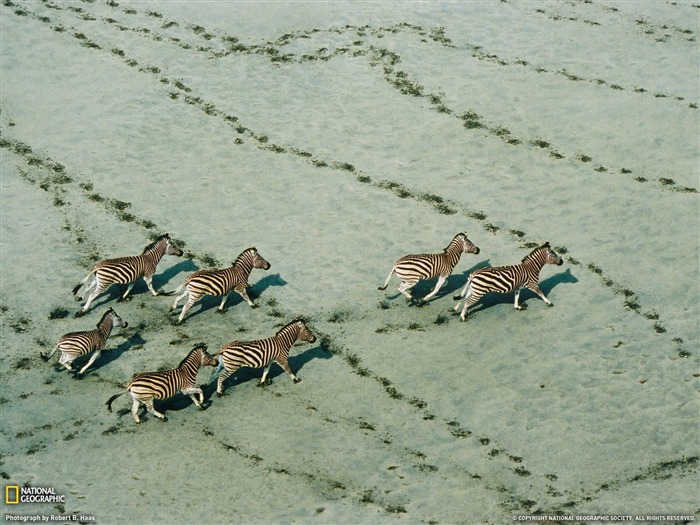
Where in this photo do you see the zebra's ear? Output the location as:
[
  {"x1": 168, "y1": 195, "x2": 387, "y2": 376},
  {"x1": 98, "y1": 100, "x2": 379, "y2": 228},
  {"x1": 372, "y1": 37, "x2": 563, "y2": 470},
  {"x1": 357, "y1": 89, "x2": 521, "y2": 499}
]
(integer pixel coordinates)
[{"x1": 543, "y1": 241, "x2": 550, "y2": 248}]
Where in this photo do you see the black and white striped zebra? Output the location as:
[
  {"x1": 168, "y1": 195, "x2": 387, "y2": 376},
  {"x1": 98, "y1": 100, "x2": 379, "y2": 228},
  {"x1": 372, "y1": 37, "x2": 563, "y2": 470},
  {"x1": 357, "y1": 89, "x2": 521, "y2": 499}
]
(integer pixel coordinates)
[
  {"x1": 170, "y1": 247, "x2": 271, "y2": 323},
  {"x1": 41, "y1": 308, "x2": 128, "y2": 375},
  {"x1": 73, "y1": 233, "x2": 183, "y2": 315},
  {"x1": 213, "y1": 318, "x2": 317, "y2": 396},
  {"x1": 106, "y1": 343, "x2": 217, "y2": 423},
  {"x1": 453, "y1": 242, "x2": 564, "y2": 321},
  {"x1": 378, "y1": 232, "x2": 480, "y2": 303}
]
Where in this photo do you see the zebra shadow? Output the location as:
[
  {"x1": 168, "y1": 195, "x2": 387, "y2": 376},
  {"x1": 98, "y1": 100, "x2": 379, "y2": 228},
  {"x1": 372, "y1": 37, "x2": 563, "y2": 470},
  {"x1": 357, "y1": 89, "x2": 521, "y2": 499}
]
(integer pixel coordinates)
[
  {"x1": 158, "y1": 258, "x2": 199, "y2": 292},
  {"x1": 199, "y1": 345, "x2": 332, "y2": 400},
  {"x1": 457, "y1": 267, "x2": 578, "y2": 314},
  {"x1": 70, "y1": 332, "x2": 147, "y2": 379},
  {"x1": 401, "y1": 259, "x2": 492, "y2": 305},
  {"x1": 183, "y1": 273, "x2": 288, "y2": 319}
]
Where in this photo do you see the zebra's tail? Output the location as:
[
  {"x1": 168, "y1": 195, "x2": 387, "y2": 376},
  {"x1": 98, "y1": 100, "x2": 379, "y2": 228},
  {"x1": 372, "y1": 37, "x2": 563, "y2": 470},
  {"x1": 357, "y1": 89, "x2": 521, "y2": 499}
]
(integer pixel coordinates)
[
  {"x1": 72, "y1": 270, "x2": 95, "y2": 296},
  {"x1": 208, "y1": 358, "x2": 225, "y2": 384},
  {"x1": 378, "y1": 267, "x2": 395, "y2": 291},
  {"x1": 106, "y1": 391, "x2": 125, "y2": 412},
  {"x1": 40, "y1": 345, "x2": 59, "y2": 362},
  {"x1": 453, "y1": 275, "x2": 474, "y2": 301}
]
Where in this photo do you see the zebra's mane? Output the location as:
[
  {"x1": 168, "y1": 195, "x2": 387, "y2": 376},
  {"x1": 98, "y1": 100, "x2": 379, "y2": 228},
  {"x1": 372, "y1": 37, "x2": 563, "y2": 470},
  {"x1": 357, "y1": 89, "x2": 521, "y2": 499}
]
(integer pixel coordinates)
[
  {"x1": 178, "y1": 344, "x2": 207, "y2": 368},
  {"x1": 234, "y1": 247, "x2": 257, "y2": 265},
  {"x1": 521, "y1": 242, "x2": 550, "y2": 263},
  {"x1": 278, "y1": 318, "x2": 306, "y2": 334},
  {"x1": 96, "y1": 307, "x2": 114, "y2": 327},
  {"x1": 443, "y1": 233, "x2": 466, "y2": 253},
  {"x1": 142, "y1": 234, "x2": 169, "y2": 254}
]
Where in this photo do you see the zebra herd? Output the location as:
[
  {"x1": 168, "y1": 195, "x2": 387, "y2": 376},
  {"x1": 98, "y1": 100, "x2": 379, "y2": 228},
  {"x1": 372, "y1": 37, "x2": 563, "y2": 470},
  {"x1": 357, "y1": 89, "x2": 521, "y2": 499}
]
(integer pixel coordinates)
[{"x1": 43, "y1": 232, "x2": 564, "y2": 424}]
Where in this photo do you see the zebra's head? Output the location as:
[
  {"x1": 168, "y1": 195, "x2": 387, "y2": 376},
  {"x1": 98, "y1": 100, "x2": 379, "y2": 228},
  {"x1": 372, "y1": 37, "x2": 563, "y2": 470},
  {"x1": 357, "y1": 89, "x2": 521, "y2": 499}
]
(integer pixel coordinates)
[
  {"x1": 164, "y1": 234, "x2": 184, "y2": 257},
  {"x1": 251, "y1": 248, "x2": 271, "y2": 270},
  {"x1": 294, "y1": 318, "x2": 317, "y2": 344},
  {"x1": 193, "y1": 343, "x2": 218, "y2": 368},
  {"x1": 541, "y1": 242, "x2": 564, "y2": 266},
  {"x1": 458, "y1": 233, "x2": 480, "y2": 255},
  {"x1": 101, "y1": 308, "x2": 128, "y2": 329}
]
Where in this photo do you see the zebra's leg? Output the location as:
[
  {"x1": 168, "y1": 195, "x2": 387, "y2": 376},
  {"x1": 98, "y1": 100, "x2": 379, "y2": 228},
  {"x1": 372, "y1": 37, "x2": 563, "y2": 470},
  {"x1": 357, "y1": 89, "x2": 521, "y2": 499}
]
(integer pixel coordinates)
[
  {"x1": 131, "y1": 398, "x2": 142, "y2": 424},
  {"x1": 459, "y1": 290, "x2": 482, "y2": 322},
  {"x1": 75, "y1": 276, "x2": 96, "y2": 301},
  {"x1": 234, "y1": 285, "x2": 257, "y2": 308},
  {"x1": 58, "y1": 352, "x2": 75, "y2": 372},
  {"x1": 81, "y1": 280, "x2": 109, "y2": 312},
  {"x1": 259, "y1": 362, "x2": 274, "y2": 386},
  {"x1": 145, "y1": 399, "x2": 166, "y2": 421},
  {"x1": 397, "y1": 280, "x2": 418, "y2": 301},
  {"x1": 143, "y1": 275, "x2": 161, "y2": 296},
  {"x1": 216, "y1": 368, "x2": 235, "y2": 396},
  {"x1": 77, "y1": 350, "x2": 101, "y2": 375},
  {"x1": 422, "y1": 275, "x2": 448, "y2": 302},
  {"x1": 514, "y1": 288, "x2": 524, "y2": 310},
  {"x1": 525, "y1": 284, "x2": 553, "y2": 306},
  {"x1": 177, "y1": 296, "x2": 198, "y2": 324},
  {"x1": 118, "y1": 282, "x2": 136, "y2": 302},
  {"x1": 216, "y1": 294, "x2": 229, "y2": 313},
  {"x1": 182, "y1": 387, "x2": 205, "y2": 408},
  {"x1": 275, "y1": 358, "x2": 300, "y2": 384},
  {"x1": 171, "y1": 288, "x2": 188, "y2": 311}
]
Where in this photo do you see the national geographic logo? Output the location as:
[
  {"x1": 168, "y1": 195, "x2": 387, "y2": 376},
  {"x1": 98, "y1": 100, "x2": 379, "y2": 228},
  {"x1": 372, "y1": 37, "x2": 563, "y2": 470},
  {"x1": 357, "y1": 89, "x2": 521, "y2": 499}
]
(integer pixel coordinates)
[{"x1": 5, "y1": 486, "x2": 65, "y2": 504}]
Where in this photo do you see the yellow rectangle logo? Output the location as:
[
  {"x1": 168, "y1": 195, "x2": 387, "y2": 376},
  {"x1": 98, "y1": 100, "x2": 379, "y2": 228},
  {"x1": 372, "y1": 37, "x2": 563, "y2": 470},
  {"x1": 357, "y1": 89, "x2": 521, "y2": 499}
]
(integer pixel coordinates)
[{"x1": 5, "y1": 485, "x2": 19, "y2": 504}]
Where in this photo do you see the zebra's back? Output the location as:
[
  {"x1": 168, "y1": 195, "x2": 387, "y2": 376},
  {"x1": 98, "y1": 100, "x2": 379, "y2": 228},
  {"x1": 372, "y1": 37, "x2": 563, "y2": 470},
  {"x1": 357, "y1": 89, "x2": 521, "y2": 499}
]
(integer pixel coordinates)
[
  {"x1": 94, "y1": 255, "x2": 144, "y2": 283},
  {"x1": 57, "y1": 330, "x2": 103, "y2": 354},
  {"x1": 470, "y1": 264, "x2": 524, "y2": 293},
  {"x1": 220, "y1": 339, "x2": 276, "y2": 369},
  {"x1": 185, "y1": 268, "x2": 235, "y2": 295},
  {"x1": 127, "y1": 370, "x2": 182, "y2": 400},
  {"x1": 394, "y1": 253, "x2": 440, "y2": 280}
]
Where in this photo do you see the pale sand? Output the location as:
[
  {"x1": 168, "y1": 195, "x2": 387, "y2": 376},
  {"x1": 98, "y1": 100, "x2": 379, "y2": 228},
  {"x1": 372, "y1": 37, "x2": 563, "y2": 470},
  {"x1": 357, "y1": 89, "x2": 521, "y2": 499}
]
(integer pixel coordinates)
[{"x1": 1, "y1": 2, "x2": 698, "y2": 524}]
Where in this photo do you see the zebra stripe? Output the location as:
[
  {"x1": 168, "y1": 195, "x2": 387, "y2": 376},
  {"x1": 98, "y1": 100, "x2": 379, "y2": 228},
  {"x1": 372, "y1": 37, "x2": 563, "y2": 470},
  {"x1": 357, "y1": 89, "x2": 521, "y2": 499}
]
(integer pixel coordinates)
[
  {"x1": 378, "y1": 232, "x2": 480, "y2": 303},
  {"x1": 213, "y1": 318, "x2": 317, "y2": 396},
  {"x1": 73, "y1": 233, "x2": 183, "y2": 315},
  {"x1": 170, "y1": 247, "x2": 271, "y2": 323},
  {"x1": 41, "y1": 308, "x2": 128, "y2": 375},
  {"x1": 106, "y1": 343, "x2": 217, "y2": 423},
  {"x1": 453, "y1": 242, "x2": 564, "y2": 321}
]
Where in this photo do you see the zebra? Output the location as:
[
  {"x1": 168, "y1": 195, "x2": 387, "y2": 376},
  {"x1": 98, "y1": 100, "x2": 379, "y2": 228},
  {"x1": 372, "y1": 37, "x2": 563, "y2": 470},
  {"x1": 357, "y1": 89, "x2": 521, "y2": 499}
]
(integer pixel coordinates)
[
  {"x1": 106, "y1": 343, "x2": 218, "y2": 423},
  {"x1": 213, "y1": 318, "x2": 317, "y2": 396},
  {"x1": 453, "y1": 242, "x2": 564, "y2": 321},
  {"x1": 73, "y1": 233, "x2": 183, "y2": 315},
  {"x1": 40, "y1": 308, "x2": 128, "y2": 375},
  {"x1": 170, "y1": 247, "x2": 271, "y2": 323},
  {"x1": 378, "y1": 232, "x2": 480, "y2": 304}
]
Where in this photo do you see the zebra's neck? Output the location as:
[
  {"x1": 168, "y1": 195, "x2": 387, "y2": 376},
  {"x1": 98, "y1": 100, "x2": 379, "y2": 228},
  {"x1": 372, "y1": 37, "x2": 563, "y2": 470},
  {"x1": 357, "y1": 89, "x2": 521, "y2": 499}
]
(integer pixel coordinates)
[
  {"x1": 96, "y1": 313, "x2": 115, "y2": 339},
  {"x1": 178, "y1": 349, "x2": 204, "y2": 376},
  {"x1": 521, "y1": 249, "x2": 546, "y2": 275},
  {"x1": 442, "y1": 238, "x2": 464, "y2": 270},
  {"x1": 273, "y1": 323, "x2": 300, "y2": 349},
  {"x1": 233, "y1": 252, "x2": 255, "y2": 277}
]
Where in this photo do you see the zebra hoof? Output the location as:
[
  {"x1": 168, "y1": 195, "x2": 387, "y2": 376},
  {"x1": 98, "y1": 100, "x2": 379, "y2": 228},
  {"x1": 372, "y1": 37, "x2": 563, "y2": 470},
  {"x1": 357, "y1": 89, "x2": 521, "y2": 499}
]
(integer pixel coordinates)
[
  {"x1": 293, "y1": 377, "x2": 302, "y2": 384},
  {"x1": 75, "y1": 310, "x2": 86, "y2": 318},
  {"x1": 215, "y1": 309, "x2": 226, "y2": 315},
  {"x1": 547, "y1": 302, "x2": 554, "y2": 307}
]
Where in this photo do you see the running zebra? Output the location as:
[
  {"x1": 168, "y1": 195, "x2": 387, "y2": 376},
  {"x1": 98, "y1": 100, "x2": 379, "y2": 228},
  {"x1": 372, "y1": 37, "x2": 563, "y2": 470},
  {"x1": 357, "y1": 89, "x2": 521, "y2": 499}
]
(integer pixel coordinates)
[
  {"x1": 106, "y1": 343, "x2": 217, "y2": 423},
  {"x1": 378, "y1": 232, "x2": 480, "y2": 304},
  {"x1": 170, "y1": 247, "x2": 271, "y2": 323},
  {"x1": 73, "y1": 233, "x2": 183, "y2": 315},
  {"x1": 41, "y1": 308, "x2": 128, "y2": 375},
  {"x1": 213, "y1": 318, "x2": 317, "y2": 396},
  {"x1": 453, "y1": 242, "x2": 564, "y2": 321}
]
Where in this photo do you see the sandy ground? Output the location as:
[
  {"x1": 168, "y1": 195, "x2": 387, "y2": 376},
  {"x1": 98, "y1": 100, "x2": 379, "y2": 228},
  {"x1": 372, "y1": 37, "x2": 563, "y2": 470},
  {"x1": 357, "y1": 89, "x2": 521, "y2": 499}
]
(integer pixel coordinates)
[{"x1": 1, "y1": 1, "x2": 698, "y2": 524}]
